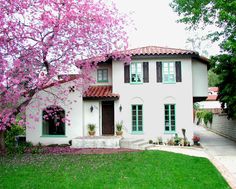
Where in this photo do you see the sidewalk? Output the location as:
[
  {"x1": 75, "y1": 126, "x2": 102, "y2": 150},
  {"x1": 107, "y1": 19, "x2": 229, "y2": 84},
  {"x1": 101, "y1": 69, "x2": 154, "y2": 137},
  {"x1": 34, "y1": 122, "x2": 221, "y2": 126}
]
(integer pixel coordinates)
[{"x1": 194, "y1": 125, "x2": 236, "y2": 189}]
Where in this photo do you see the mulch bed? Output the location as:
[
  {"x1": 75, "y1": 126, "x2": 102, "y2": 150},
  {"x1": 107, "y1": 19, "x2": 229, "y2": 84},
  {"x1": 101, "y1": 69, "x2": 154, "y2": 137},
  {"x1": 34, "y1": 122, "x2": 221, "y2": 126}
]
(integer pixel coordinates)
[
  {"x1": 37, "y1": 147, "x2": 141, "y2": 154},
  {"x1": 0, "y1": 147, "x2": 140, "y2": 155}
]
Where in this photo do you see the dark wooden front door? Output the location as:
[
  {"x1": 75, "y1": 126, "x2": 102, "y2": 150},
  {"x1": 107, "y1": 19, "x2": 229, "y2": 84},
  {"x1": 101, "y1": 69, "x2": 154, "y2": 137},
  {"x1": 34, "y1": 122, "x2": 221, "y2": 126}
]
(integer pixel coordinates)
[{"x1": 102, "y1": 101, "x2": 114, "y2": 135}]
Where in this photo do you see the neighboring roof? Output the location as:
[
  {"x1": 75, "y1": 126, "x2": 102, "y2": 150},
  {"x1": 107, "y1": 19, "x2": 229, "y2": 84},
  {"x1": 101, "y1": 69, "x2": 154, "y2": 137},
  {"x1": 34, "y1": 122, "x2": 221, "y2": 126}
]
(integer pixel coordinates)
[
  {"x1": 208, "y1": 87, "x2": 219, "y2": 92},
  {"x1": 125, "y1": 46, "x2": 197, "y2": 56},
  {"x1": 207, "y1": 87, "x2": 219, "y2": 101},
  {"x1": 206, "y1": 95, "x2": 218, "y2": 101},
  {"x1": 83, "y1": 85, "x2": 119, "y2": 99}
]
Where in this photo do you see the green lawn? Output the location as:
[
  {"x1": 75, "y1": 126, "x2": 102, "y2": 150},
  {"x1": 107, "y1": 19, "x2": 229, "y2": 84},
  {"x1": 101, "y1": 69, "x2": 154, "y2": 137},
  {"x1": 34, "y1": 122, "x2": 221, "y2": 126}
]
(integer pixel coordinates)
[{"x1": 0, "y1": 151, "x2": 230, "y2": 189}]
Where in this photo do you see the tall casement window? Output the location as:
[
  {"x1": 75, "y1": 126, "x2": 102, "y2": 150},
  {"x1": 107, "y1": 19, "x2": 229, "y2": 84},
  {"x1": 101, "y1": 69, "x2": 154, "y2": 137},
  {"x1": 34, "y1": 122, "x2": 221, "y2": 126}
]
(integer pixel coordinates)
[
  {"x1": 132, "y1": 105, "x2": 143, "y2": 133},
  {"x1": 163, "y1": 62, "x2": 175, "y2": 83},
  {"x1": 130, "y1": 63, "x2": 142, "y2": 83},
  {"x1": 164, "y1": 104, "x2": 176, "y2": 133},
  {"x1": 97, "y1": 68, "x2": 108, "y2": 82},
  {"x1": 42, "y1": 106, "x2": 65, "y2": 136},
  {"x1": 124, "y1": 62, "x2": 149, "y2": 84},
  {"x1": 156, "y1": 61, "x2": 182, "y2": 83}
]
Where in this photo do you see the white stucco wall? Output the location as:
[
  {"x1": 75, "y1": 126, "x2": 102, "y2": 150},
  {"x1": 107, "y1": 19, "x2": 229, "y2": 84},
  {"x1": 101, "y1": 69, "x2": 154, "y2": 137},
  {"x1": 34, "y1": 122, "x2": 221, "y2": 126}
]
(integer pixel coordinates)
[
  {"x1": 192, "y1": 60, "x2": 208, "y2": 97},
  {"x1": 198, "y1": 101, "x2": 222, "y2": 109},
  {"x1": 83, "y1": 101, "x2": 100, "y2": 136},
  {"x1": 26, "y1": 81, "x2": 83, "y2": 145},
  {"x1": 112, "y1": 58, "x2": 194, "y2": 142}
]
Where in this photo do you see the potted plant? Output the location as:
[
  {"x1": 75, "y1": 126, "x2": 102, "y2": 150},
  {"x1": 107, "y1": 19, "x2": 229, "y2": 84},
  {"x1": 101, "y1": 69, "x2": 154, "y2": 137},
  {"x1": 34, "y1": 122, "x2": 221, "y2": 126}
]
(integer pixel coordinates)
[
  {"x1": 157, "y1": 137, "x2": 163, "y2": 145},
  {"x1": 87, "y1": 124, "x2": 96, "y2": 136},
  {"x1": 192, "y1": 135, "x2": 200, "y2": 145},
  {"x1": 116, "y1": 122, "x2": 123, "y2": 136}
]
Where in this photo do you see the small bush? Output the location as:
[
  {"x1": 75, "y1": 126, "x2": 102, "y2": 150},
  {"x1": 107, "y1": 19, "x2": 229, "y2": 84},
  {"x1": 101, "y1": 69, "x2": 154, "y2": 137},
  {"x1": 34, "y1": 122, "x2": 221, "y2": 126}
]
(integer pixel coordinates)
[
  {"x1": 149, "y1": 140, "x2": 153, "y2": 144},
  {"x1": 157, "y1": 137, "x2": 163, "y2": 145},
  {"x1": 174, "y1": 134, "x2": 181, "y2": 145},
  {"x1": 5, "y1": 124, "x2": 26, "y2": 154},
  {"x1": 167, "y1": 138, "x2": 175, "y2": 145},
  {"x1": 204, "y1": 111, "x2": 213, "y2": 126},
  {"x1": 196, "y1": 110, "x2": 213, "y2": 126}
]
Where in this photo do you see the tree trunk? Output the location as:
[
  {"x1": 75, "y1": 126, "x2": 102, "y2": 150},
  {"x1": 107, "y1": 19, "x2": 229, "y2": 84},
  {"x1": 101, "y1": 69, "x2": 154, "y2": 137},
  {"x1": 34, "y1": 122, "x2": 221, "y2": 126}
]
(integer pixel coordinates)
[{"x1": 0, "y1": 130, "x2": 5, "y2": 152}]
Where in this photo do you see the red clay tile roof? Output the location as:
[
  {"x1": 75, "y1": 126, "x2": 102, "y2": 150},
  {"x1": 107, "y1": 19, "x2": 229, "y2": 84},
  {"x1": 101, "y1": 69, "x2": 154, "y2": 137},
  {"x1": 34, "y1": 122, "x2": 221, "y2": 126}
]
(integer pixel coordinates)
[
  {"x1": 208, "y1": 87, "x2": 219, "y2": 92},
  {"x1": 206, "y1": 95, "x2": 218, "y2": 101},
  {"x1": 83, "y1": 85, "x2": 119, "y2": 98},
  {"x1": 125, "y1": 46, "x2": 197, "y2": 56}
]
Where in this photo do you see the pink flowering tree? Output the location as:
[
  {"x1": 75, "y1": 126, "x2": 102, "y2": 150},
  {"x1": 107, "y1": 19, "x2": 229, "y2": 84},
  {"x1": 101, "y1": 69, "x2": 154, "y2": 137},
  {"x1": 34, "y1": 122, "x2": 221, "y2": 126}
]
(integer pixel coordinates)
[{"x1": 0, "y1": 0, "x2": 129, "y2": 150}]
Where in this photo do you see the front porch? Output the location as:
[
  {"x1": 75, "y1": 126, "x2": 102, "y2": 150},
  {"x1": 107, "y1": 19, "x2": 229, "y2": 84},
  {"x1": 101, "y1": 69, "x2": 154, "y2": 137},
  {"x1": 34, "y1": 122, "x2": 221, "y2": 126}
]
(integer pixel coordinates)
[
  {"x1": 71, "y1": 136, "x2": 154, "y2": 149},
  {"x1": 71, "y1": 136, "x2": 122, "y2": 148}
]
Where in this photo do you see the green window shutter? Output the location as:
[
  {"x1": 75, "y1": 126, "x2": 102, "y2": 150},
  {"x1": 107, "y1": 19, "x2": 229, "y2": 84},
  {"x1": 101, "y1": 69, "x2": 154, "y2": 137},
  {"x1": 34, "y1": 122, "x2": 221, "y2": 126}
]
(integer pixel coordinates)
[
  {"x1": 124, "y1": 64, "x2": 130, "y2": 83},
  {"x1": 175, "y1": 61, "x2": 182, "y2": 82},
  {"x1": 143, "y1": 62, "x2": 149, "y2": 83},
  {"x1": 156, "y1": 62, "x2": 162, "y2": 82}
]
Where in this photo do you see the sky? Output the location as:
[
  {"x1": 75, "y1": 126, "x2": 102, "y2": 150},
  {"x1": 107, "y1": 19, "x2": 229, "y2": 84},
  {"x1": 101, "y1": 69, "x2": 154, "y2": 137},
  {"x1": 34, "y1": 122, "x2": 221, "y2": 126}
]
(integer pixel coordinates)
[{"x1": 115, "y1": 0, "x2": 221, "y2": 57}]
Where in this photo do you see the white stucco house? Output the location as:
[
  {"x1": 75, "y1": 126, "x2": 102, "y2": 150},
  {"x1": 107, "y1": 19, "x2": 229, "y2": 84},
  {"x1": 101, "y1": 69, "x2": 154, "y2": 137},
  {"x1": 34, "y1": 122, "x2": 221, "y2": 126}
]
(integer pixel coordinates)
[{"x1": 26, "y1": 46, "x2": 208, "y2": 147}]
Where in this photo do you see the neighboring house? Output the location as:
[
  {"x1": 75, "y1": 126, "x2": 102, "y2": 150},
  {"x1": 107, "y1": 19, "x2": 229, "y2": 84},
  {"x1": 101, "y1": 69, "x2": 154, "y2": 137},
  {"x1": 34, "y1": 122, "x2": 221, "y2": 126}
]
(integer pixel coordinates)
[
  {"x1": 26, "y1": 46, "x2": 208, "y2": 145},
  {"x1": 198, "y1": 87, "x2": 222, "y2": 113}
]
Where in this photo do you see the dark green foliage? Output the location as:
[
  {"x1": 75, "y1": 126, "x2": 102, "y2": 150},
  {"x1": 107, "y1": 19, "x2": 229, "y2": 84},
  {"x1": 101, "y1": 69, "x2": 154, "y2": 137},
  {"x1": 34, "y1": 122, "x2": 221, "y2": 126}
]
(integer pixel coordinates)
[
  {"x1": 5, "y1": 124, "x2": 26, "y2": 154},
  {"x1": 171, "y1": 0, "x2": 236, "y2": 119},
  {"x1": 212, "y1": 55, "x2": 236, "y2": 119},
  {"x1": 196, "y1": 110, "x2": 213, "y2": 126},
  {"x1": 174, "y1": 133, "x2": 181, "y2": 145},
  {"x1": 208, "y1": 69, "x2": 220, "y2": 87},
  {"x1": 203, "y1": 111, "x2": 213, "y2": 125}
]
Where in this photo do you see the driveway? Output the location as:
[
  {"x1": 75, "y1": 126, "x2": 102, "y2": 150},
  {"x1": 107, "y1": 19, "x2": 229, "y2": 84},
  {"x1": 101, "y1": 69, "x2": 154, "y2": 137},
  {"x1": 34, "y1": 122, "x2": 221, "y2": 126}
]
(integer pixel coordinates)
[{"x1": 194, "y1": 125, "x2": 236, "y2": 188}]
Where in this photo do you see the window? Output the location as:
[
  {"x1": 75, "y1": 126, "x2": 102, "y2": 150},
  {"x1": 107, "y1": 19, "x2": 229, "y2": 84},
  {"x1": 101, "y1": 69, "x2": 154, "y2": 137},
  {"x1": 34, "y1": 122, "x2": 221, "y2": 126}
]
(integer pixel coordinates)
[
  {"x1": 130, "y1": 63, "x2": 142, "y2": 83},
  {"x1": 164, "y1": 104, "x2": 176, "y2": 132},
  {"x1": 163, "y1": 62, "x2": 176, "y2": 83},
  {"x1": 132, "y1": 105, "x2": 143, "y2": 133},
  {"x1": 97, "y1": 69, "x2": 108, "y2": 82},
  {"x1": 42, "y1": 106, "x2": 65, "y2": 136}
]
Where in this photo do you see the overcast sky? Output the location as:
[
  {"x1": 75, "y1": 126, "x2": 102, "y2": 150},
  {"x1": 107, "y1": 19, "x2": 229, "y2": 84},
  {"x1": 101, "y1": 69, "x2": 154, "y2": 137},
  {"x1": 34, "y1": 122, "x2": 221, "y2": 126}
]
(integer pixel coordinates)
[{"x1": 115, "y1": 0, "x2": 220, "y2": 57}]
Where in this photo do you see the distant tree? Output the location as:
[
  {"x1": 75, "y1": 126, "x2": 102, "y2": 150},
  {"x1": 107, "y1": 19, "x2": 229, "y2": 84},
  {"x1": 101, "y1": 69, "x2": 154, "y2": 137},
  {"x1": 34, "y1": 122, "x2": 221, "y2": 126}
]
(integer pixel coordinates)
[
  {"x1": 185, "y1": 33, "x2": 209, "y2": 57},
  {"x1": 208, "y1": 69, "x2": 220, "y2": 87},
  {"x1": 171, "y1": 0, "x2": 236, "y2": 119},
  {"x1": 0, "y1": 0, "x2": 129, "y2": 150}
]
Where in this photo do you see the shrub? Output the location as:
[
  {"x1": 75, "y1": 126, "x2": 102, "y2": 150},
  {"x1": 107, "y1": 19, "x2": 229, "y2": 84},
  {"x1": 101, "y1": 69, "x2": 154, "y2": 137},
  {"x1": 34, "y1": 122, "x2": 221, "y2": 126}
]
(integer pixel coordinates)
[
  {"x1": 149, "y1": 140, "x2": 153, "y2": 144},
  {"x1": 203, "y1": 111, "x2": 213, "y2": 126},
  {"x1": 157, "y1": 137, "x2": 163, "y2": 145},
  {"x1": 174, "y1": 134, "x2": 181, "y2": 145},
  {"x1": 196, "y1": 110, "x2": 213, "y2": 126},
  {"x1": 167, "y1": 138, "x2": 175, "y2": 145},
  {"x1": 5, "y1": 124, "x2": 26, "y2": 154}
]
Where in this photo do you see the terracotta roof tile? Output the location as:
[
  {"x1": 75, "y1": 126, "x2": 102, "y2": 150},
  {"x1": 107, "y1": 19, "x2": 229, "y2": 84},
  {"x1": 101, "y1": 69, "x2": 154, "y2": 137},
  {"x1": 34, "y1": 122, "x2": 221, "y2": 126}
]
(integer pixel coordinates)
[
  {"x1": 83, "y1": 85, "x2": 119, "y2": 99},
  {"x1": 207, "y1": 95, "x2": 218, "y2": 101},
  {"x1": 208, "y1": 87, "x2": 219, "y2": 92},
  {"x1": 125, "y1": 46, "x2": 197, "y2": 56}
]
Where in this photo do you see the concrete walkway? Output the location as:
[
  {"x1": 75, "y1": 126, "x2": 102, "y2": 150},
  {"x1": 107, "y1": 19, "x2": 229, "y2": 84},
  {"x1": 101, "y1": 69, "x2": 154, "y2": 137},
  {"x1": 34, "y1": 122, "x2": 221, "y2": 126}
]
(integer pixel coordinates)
[
  {"x1": 149, "y1": 145, "x2": 208, "y2": 158},
  {"x1": 194, "y1": 125, "x2": 236, "y2": 189}
]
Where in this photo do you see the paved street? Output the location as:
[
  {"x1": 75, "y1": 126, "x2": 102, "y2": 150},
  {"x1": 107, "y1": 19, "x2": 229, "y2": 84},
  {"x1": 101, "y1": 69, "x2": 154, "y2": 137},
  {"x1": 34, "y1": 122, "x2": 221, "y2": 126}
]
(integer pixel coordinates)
[{"x1": 194, "y1": 125, "x2": 236, "y2": 189}]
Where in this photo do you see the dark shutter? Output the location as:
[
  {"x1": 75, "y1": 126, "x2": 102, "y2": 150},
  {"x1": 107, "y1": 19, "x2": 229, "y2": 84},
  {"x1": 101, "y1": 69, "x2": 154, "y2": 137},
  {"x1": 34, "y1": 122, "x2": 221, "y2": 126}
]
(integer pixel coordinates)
[
  {"x1": 143, "y1": 62, "x2": 149, "y2": 83},
  {"x1": 124, "y1": 64, "x2": 130, "y2": 83},
  {"x1": 156, "y1": 62, "x2": 162, "y2": 82},
  {"x1": 175, "y1": 61, "x2": 182, "y2": 82}
]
